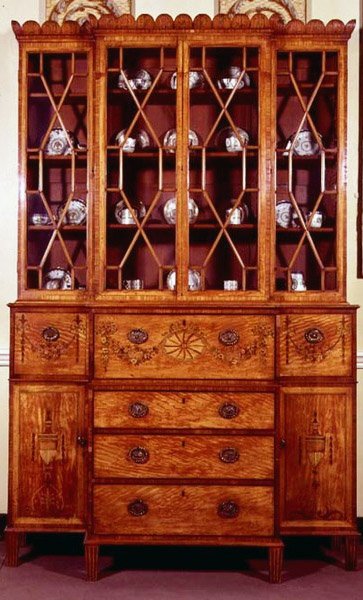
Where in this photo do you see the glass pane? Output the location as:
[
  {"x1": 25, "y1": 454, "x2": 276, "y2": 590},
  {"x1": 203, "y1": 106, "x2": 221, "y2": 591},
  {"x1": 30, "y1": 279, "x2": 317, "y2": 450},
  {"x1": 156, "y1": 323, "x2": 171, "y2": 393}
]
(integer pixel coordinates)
[
  {"x1": 105, "y1": 46, "x2": 177, "y2": 291},
  {"x1": 187, "y1": 46, "x2": 259, "y2": 292},
  {"x1": 275, "y1": 51, "x2": 339, "y2": 292},
  {"x1": 26, "y1": 52, "x2": 89, "y2": 290}
]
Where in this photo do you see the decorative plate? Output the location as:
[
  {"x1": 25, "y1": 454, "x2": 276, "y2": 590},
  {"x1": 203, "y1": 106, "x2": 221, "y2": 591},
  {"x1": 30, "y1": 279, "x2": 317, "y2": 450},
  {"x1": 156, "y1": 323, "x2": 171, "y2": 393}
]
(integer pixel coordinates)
[
  {"x1": 163, "y1": 128, "x2": 199, "y2": 152},
  {"x1": 57, "y1": 198, "x2": 87, "y2": 225},
  {"x1": 163, "y1": 197, "x2": 199, "y2": 225},
  {"x1": 170, "y1": 70, "x2": 204, "y2": 90},
  {"x1": 118, "y1": 69, "x2": 152, "y2": 90},
  {"x1": 115, "y1": 128, "x2": 150, "y2": 152},
  {"x1": 215, "y1": 126, "x2": 249, "y2": 152},
  {"x1": 285, "y1": 129, "x2": 321, "y2": 156},
  {"x1": 43, "y1": 268, "x2": 72, "y2": 290},
  {"x1": 44, "y1": 128, "x2": 79, "y2": 155},
  {"x1": 114, "y1": 199, "x2": 146, "y2": 224},
  {"x1": 166, "y1": 268, "x2": 201, "y2": 291},
  {"x1": 217, "y1": 66, "x2": 251, "y2": 89}
]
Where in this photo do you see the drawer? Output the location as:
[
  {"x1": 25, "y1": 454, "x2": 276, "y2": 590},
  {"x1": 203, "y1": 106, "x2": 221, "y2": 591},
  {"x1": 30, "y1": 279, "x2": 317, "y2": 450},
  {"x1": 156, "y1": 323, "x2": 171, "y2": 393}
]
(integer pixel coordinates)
[
  {"x1": 94, "y1": 314, "x2": 275, "y2": 379},
  {"x1": 93, "y1": 484, "x2": 274, "y2": 536},
  {"x1": 94, "y1": 391, "x2": 275, "y2": 429},
  {"x1": 13, "y1": 312, "x2": 89, "y2": 377},
  {"x1": 278, "y1": 314, "x2": 353, "y2": 378},
  {"x1": 93, "y1": 434, "x2": 274, "y2": 479}
]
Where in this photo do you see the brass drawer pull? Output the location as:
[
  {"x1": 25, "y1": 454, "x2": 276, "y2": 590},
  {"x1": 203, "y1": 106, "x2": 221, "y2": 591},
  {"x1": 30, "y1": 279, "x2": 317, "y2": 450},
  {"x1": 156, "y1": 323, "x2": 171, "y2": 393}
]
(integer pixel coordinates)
[
  {"x1": 219, "y1": 447, "x2": 240, "y2": 463},
  {"x1": 218, "y1": 402, "x2": 240, "y2": 419},
  {"x1": 218, "y1": 500, "x2": 240, "y2": 519},
  {"x1": 42, "y1": 326, "x2": 60, "y2": 342},
  {"x1": 127, "y1": 328, "x2": 148, "y2": 344},
  {"x1": 129, "y1": 446, "x2": 149, "y2": 464},
  {"x1": 304, "y1": 328, "x2": 324, "y2": 344},
  {"x1": 128, "y1": 499, "x2": 148, "y2": 517},
  {"x1": 129, "y1": 402, "x2": 149, "y2": 418},
  {"x1": 218, "y1": 329, "x2": 240, "y2": 346}
]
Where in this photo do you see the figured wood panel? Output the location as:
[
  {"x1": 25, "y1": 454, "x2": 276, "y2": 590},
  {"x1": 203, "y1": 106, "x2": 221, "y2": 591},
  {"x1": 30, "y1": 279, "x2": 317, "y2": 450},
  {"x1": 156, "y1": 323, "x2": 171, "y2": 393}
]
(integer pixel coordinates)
[
  {"x1": 13, "y1": 312, "x2": 88, "y2": 377},
  {"x1": 280, "y1": 387, "x2": 354, "y2": 530},
  {"x1": 94, "y1": 314, "x2": 275, "y2": 379},
  {"x1": 93, "y1": 484, "x2": 274, "y2": 536},
  {"x1": 93, "y1": 434, "x2": 274, "y2": 479},
  {"x1": 278, "y1": 314, "x2": 353, "y2": 377},
  {"x1": 11, "y1": 384, "x2": 86, "y2": 527},
  {"x1": 94, "y1": 391, "x2": 274, "y2": 429}
]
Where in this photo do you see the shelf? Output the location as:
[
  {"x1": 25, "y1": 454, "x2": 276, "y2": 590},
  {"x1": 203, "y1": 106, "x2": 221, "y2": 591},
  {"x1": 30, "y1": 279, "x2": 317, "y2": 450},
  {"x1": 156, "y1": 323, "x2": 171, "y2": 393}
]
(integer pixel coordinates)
[
  {"x1": 28, "y1": 225, "x2": 87, "y2": 231},
  {"x1": 276, "y1": 226, "x2": 335, "y2": 233}
]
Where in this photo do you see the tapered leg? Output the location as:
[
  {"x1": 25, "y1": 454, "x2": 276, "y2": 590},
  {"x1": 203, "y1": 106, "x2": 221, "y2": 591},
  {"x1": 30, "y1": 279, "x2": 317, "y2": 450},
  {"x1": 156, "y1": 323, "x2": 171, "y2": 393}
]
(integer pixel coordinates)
[
  {"x1": 5, "y1": 529, "x2": 21, "y2": 567},
  {"x1": 269, "y1": 545, "x2": 283, "y2": 583},
  {"x1": 345, "y1": 535, "x2": 359, "y2": 571},
  {"x1": 85, "y1": 543, "x2": 99, "y2": 581}
]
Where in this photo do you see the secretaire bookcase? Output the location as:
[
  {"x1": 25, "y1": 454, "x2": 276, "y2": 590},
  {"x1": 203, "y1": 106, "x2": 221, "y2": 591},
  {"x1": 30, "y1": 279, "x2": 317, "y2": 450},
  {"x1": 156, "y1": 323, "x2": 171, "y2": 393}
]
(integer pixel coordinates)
[{"x1": 6, "y1": 12, "x2": 359, "y2": 582}]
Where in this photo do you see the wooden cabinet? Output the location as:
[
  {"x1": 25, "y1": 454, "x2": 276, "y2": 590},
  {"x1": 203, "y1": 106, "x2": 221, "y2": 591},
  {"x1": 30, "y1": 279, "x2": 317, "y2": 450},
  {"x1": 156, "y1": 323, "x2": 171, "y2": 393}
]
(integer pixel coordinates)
[{"x1": 7, "y1": 13, "x2": 358, "y2": 584}]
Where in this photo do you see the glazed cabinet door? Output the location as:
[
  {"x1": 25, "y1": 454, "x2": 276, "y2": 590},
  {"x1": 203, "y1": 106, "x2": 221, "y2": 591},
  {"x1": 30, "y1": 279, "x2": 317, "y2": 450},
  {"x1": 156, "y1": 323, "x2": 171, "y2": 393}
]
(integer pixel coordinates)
[
  {"x1": 17, "y1": 36, "x2": 93, "y2": 297},
  {"x1": 97, "y1": 35, "x2": 180, "y2": 296},
  {"x1": 96, "y1": 34, "x2": 270, "y2": 300},
  {"x1": 279, "y1": 387, "x2": 355, "y2": 532},
  {"x1": 9, "y1": 384, "x2": 86, "y2": 529},
  {"x1": 274, "y1": 43, "x2": 347, "y2": 301},
  {"x1": 183, "y1": 37, "x2": 270, "y2": 300}
]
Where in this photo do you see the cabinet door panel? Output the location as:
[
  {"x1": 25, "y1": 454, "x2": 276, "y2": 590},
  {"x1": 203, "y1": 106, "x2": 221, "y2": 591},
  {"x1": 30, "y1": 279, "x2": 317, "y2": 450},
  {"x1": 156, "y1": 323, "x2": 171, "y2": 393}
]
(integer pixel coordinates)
[
  {"x1": 94, "y1": 314, "x2": 275, "y2": 379},
  {"x1": 10, "y1": 384, "x2": 86, "y2": 528},
  {"x1": 279, "y1": 387, "x2": 354, "y2": 531}
]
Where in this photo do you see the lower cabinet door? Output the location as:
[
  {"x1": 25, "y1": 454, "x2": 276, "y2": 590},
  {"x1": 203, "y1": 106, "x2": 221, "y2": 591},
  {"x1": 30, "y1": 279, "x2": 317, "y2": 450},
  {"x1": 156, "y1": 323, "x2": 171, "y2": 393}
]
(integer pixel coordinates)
[
  {"x1": 10, "y1": 384, "x2": 86, "y2": 529},
  {"x1": 279, "y1": 386, "x2": 355, "y2": 531}
]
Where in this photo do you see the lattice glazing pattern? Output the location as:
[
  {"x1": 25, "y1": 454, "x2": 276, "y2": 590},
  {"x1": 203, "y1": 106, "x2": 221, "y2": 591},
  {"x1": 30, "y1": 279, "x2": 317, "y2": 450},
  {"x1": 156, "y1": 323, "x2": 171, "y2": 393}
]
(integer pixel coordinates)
[
  {"x1": 188, "y1": 46, "x2": 259, "y2": 292},
  {"x1": 26, "y1": 52, "x2": 89, "y2": 290},
  {"x1": 275, "y1": 51, "x2": 339, "y2": 293},
  {"x1": 105, "y1": 46, "x2": 177, "y2": 291}
]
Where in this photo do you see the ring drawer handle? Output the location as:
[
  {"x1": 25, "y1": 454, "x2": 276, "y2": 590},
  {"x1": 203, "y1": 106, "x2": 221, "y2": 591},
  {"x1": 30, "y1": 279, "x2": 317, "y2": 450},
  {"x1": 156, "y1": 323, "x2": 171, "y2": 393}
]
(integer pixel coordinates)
[
  {"x1": 129, "y1": 446, "x2": 149, "y2": 464},
  {"x1": 304, "y1": 328, "x2": 324, "y2": 344},
  {"x1": 128, "y1": 499, "x2": 148, "y2": 517},
  {"x1": 42, "y1": 326, "x2": 60, "y2": 342},
  {"x1": 129, "y1": 402, "x2": 149, "y2": 418},
  {"x1": 127, "y1": 328, "x2": 148, "y2": 344},
  {"x1": 217, "y1": 500, "x2": 240, "y2": 519},
  {"x1": 218, "y1": 402, "x2": 240, "y2": 419},
  {"x1": 219, "y1": 329, "x2": 240, "y2": 346},
  {"x1": 219, "y1": 447, "x2": 240, "y2": 463}
]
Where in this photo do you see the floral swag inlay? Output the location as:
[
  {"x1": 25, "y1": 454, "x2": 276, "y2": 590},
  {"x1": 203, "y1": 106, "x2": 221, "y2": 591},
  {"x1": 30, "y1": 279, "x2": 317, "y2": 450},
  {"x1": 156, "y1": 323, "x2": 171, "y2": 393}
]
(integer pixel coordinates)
[
  {"x1": 17, "y1": 314, "x2": 85, "y2": 362},
  {"x1": 286, "y1": 318, "x2": 348, "y2": 364},
  {"x1": 96, "y1": 320, "x2": 274, "y2": 370}
]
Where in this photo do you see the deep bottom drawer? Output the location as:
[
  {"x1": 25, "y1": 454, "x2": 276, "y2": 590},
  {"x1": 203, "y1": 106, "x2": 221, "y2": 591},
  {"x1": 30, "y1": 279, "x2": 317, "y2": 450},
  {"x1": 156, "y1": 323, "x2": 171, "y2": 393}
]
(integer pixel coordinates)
[{"x1": 93, "y1": 485, "x2": 274, "y2": 536}]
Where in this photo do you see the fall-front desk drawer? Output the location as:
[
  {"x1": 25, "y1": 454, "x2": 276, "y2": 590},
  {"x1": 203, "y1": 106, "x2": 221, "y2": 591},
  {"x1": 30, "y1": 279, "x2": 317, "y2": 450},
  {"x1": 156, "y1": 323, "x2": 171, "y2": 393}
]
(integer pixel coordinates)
[
  {"x1": 94, "y1": 314, "x2": 275, "y2": 379},
  {"x1": 94, "y1": 391, "x2": 275, "y2": 429},
  {"x1": 13, "y1": 311, "x2": 89, "y2": 377},
  {"x1": 93, "y1": 484, "x2": 274, "y2": 536},
  {"x1": 93, "y1": 434, "x2": 274, "y2": 479},
  {"x1": 278, "y1": 313, "x2": 353, "y2": 378}
]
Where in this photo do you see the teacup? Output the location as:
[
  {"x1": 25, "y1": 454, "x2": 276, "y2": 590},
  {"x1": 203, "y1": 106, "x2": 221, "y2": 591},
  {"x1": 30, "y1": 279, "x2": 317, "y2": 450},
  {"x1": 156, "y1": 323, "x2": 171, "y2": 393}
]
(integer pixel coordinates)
[
  {"x1": 223, "y1": 280, "x2": 238, "y2": 291},
  {"x1": 123, "y1": 279, "x2": 144, "y2": 290},
  {"x1": 276, "y1": 200, "x2": 292, "y2": 228},
  {"x1": 291, "y1": 272, "x2": 306, "y2": 291},
  {"x1": 120, "y1": 208, "x2": 137, "y2": 224},
  {"x1": 226, "y1": 207, "x2": 244, "y2": 224},
  {"x1": 306, "y1": 210, "x2": 323, "y2": 228}
]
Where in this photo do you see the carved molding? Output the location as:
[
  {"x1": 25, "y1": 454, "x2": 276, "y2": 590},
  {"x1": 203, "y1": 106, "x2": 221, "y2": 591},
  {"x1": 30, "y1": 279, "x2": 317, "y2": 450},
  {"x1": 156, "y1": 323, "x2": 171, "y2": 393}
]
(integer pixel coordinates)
[
  {"x1": 46, "y1": 0, "x2": 132, "y2": 24},
  {"x1": 219, "y1": 0, "x2": 306, "y2": 22}
]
